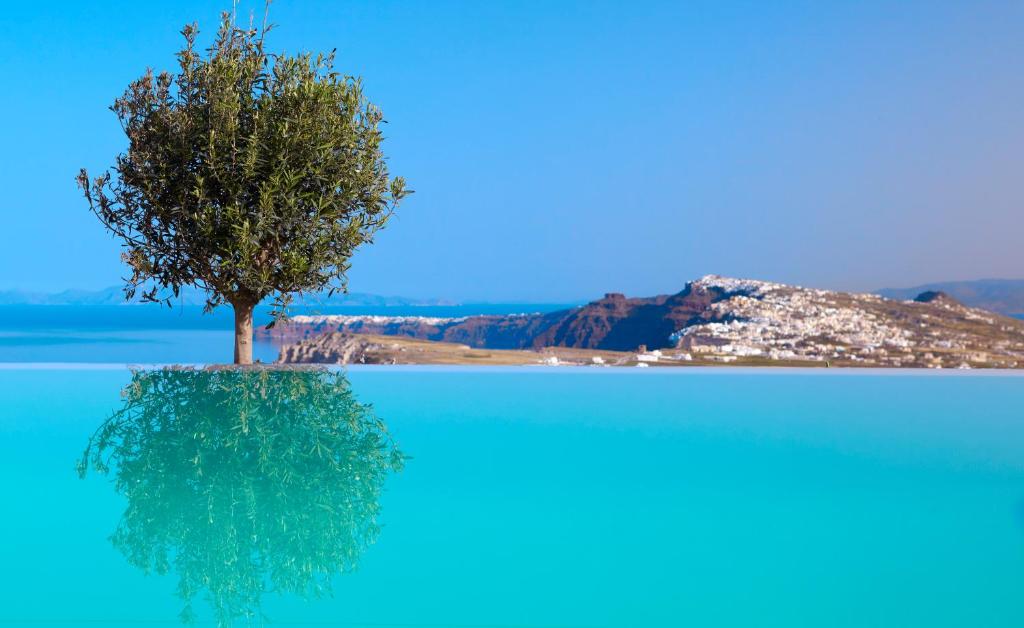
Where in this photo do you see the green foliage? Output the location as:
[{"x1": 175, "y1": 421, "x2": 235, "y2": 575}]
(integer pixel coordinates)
[
  {"x1": 79, "y1": 367, "x2": 405, "y2": 625},
  {"x1": 77, "y1": 11, "x2": 409, "y2": 315}
]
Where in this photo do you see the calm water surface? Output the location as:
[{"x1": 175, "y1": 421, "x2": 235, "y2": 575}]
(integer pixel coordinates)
[
  {"x1": 0, "y1": 304, "x2": 573, "y2": 363},
  {"x1": 1, "y1": 368, "x2": 1023, "y2": 626}
]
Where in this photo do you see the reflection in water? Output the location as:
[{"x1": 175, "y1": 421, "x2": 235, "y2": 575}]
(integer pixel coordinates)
[{"x1": 79, "y1": 367, "x2": 404, "y2": 625}]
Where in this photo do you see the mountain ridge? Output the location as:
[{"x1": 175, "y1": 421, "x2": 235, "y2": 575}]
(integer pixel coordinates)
[
  {"x1": 877, "y1": 278, "x2": 1024, "y2": 316},
  {"x1": 6, "y1": 277, "x2": 1023, "y2": 314},
  {"x1": 268, "y1": 275, "x2": 1024, "y2": 369}
]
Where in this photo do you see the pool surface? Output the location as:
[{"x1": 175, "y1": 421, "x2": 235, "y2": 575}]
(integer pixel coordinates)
[{"x1": 1, "y1": 367, "x2": 1023, "y2": 626}]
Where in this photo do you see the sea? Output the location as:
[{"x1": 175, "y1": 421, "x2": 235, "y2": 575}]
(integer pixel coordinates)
[{"x1": 0, "y1": 303, "x2": 571, "y2": 364}]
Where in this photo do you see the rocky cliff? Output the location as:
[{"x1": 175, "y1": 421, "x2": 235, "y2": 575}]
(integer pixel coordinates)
[
  {"x1": 265, "y1": 275, "x2": 1024, "y2": 368},
  {"x1": 261, "y1": 285, "x2": 725, "y2": 351}
]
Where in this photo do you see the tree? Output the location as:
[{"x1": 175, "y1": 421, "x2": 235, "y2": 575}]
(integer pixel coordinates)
[
  {"x1": 78, "y1": 11, "x2": 408, "y2": 363},
  {"x1": 79, "y1": 367, "x2": 405, "y2": 625}
]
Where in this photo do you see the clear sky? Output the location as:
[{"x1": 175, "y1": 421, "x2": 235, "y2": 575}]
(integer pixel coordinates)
[{"x1": 0, "y1": 1, "x2": 1021, "y2": 302}]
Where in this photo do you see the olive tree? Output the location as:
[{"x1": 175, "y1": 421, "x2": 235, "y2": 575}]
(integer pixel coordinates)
[{"x1": 78, "y1": 12, "x2": 408, "y2": 363}]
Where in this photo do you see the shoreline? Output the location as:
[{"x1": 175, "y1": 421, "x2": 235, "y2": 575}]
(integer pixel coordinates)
[{"x1": 2, "y1": 362, "x2": 1024, "y2": 376}]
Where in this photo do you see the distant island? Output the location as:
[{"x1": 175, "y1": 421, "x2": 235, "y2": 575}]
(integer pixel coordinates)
[
  {"x1": 265, "y1": 275, "x2": 1024, "y2": 369},
  {"x1": 7, "y1": 277, "x2": 1023, "y2": 316},
  {"x1": 877, "y1": 279, "x2": 1024, "y2": 317},
  {"x1": 0, "y1": 286, "x2": 456, "y2": 308}
]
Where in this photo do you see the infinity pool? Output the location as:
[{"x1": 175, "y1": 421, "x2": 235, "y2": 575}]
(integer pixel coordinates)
[{"x1": 1, "y1": 367, "x2": 1022, "y2": 626}]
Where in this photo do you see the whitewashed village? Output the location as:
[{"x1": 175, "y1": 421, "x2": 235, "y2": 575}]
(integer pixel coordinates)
[{"x1": 665, "y1": 276, "x2": 1023, "y2": 369}]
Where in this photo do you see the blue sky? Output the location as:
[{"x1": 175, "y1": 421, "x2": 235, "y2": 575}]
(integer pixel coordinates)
[{"x1": 0, "y1": 1, "x2": 1021, "y2": 302}]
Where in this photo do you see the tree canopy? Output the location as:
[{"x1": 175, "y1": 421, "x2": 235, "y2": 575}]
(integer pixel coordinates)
[{"x1": 78, "y1": 11, "x2": 408, "y2": 362}]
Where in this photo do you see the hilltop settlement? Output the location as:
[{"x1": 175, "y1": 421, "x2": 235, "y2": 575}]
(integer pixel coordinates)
[{"x1": 262, "y1": 276, "x2": 1024, "y2": 368}]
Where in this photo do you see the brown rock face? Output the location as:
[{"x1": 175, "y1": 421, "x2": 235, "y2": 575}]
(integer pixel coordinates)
[
  {"x1": 346, "y1": 291, "x2": 701, "y2": 351},
  {"x1": 522, "y1": 284, "x2": 723, "y2": 350},
  {"x1": 264, "y1": 283, "x2": 730, "y2": 352}
]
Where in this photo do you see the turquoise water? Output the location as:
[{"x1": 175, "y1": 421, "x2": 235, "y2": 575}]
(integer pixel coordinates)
[{"x1": 1, "y1": 368, "x2": 1023, "y2": 626}]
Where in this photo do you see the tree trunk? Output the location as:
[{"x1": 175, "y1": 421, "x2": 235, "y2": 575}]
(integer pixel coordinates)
[{"x1": 233, "y1": 301, "x2": 255, "y2": 365}]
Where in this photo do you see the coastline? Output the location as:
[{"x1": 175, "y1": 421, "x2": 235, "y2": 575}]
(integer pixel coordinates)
[
  {"x1": 262, "y1": 277, "x2": 1024, "y2": 370},
  {"x1": 3, "y1": 362, "x2": 1024, "y2": 376}
]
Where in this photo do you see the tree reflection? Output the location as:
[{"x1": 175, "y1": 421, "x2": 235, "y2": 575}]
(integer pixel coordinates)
[{"x1": 78, "y1": 367, "x2": 404, "y2": 625}]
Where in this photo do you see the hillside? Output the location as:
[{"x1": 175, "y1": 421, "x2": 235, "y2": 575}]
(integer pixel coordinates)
[
  {"x1": 261, "y1": 289, "x2": 716, "y2": 351},
  {"x1": 278, "y1": 333, "x2": 635, "y2": 366},
  {"x1": 877, "y1": 279, "x2": 1024, "y2": 316},
  {"x1": 267, "y1": 276, "x2": 1024, "y2": 368}
]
